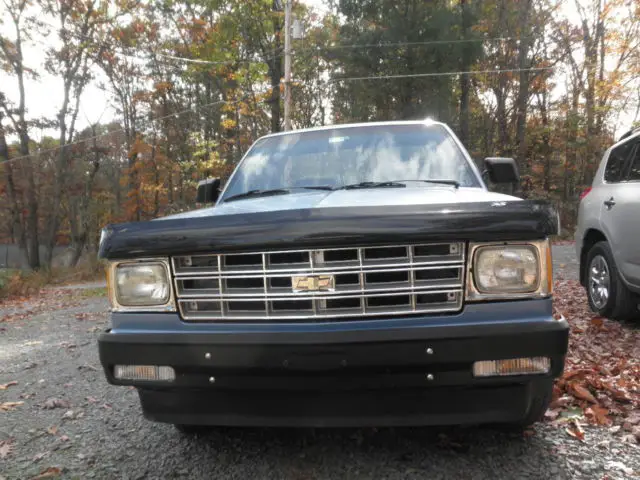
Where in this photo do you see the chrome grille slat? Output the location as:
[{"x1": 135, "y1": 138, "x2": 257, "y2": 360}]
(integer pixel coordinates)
[{"x1": 173, "y1": 243, "x2": 465, "y2": 321}]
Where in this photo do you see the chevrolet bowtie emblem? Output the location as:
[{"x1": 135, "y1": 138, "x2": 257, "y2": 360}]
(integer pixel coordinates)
[{"x1": 292, "y1": 275, "x2": 335, "y2": 292}]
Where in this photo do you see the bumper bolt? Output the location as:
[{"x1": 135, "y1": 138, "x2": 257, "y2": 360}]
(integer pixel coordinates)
[
  {"x1": 426, "y1": 347, "x2": 434, "y2": 355},
  {"x1": 205, "y1": 353, "x2": 211, "y2": 360},
  {"x1": 209, "y1": 376, "x2": 215, "y2": 384},
  {"x1": 426, "y1": 373, "x2": 434, "y2": 381}
]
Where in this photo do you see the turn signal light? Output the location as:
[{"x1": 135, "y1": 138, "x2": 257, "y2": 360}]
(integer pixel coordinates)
[
  {"x1": 472, "y1": 357, "x2": 550, "y2": 377},
  {"x1": 114, "y1": 365, "x2": 175, "y2": 382}
]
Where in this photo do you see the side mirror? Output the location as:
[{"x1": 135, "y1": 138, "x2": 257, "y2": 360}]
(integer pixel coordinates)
[
  {"x1": 196, "y1": 178, "x2": 221, "y2": 205},
  {"x1": 484, "y1": 157, "x2": 519, "y2": 184}
]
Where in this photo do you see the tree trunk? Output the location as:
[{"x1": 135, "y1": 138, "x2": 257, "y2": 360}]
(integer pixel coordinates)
[
  {"x1": 0, "y1": 119, "x2": 26, "y2": 253},
  {"x1": 268, "y1": 59, "x2": 282, "y2": 133},
  {"x1": 515, "y1": 0, "x2": 533, "y2": 175},
  {"x1": 458, "y1": 0, "x2": 471, "y2": 146}
]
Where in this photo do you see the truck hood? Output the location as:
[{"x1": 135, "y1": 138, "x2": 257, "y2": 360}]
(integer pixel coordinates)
[
  {"x1": 98, "y1": 187, "x2": 559, "y2": 260},
  {"x1": 162, "y1": 187, "x2": 519, "y2": 220}
]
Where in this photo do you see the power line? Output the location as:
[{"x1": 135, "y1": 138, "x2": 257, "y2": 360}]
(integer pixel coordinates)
[
  {"x1": 328, "y1": 67, "x2": 554, "y2": 83},
  {"x1": 313, "y1": 36, "x2": 530, "y2": 51},
  {"x1": 0, "y1": 93, "x2": 265, "y2": 166},
  {"x1": 143, "y1": 36, "x2": 531, "y2": 66}
]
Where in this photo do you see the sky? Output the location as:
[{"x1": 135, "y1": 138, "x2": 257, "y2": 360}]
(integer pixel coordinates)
[{"x1": 0, "y1": 0, "x2": 637, "y2": 143}]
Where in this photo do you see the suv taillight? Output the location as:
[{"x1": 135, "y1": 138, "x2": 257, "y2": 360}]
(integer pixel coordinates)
[{"x1": 579, "y1": 187, "x2": 592, "y2": 200}]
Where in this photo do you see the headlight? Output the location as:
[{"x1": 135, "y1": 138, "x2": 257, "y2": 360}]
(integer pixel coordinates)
[
  {"x1": 467, "y1": 241, "x2": 551, "y2": 300},
  {"x1": 474, "y1": 245, "x2": 538, "y2": 293},
  {"x1": 111, "y1": 261, "x2": 172, "y2": 308}
]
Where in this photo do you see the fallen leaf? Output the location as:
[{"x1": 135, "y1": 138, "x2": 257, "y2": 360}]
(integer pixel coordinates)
[
  {"x1": 0, "y1": 381, "x2": 18, "y2": 390},
  {"x1": 569, "y1": 383, "x2": 598, "y2": 404},
  {"x1": 0, "y1": 440, "x2": 14, "y2": 459},
  {"x1": 42, "y1": 398, "x2": 70, "y2": 410},
  {"x1": 585, "y1": 406, "x2": 611, "y2": 425},
  {"x1": 549, "y1": 395, "x2": 572, "y2": 409},
  {"x1": 0, "y1": 401, "x2": 24, "y2": 412},
  {"x1": 565, "y1": 419, "x2": 585, "y2": 441},
  {"x1": 545, "y1": 409, "x2": 560, "y2": 420},
  {"x1": 46, "y1": 425, "x2": 58, "y2": 435},
  {"x1": 32, "y1": 452, "x2": 48, "y2": 462},
  {"x1": 559, "y1": 406, "x2": 584, "y2": 420},
  {"x1": 30, "y1": 467, "x2": 62, "y2": 479}
]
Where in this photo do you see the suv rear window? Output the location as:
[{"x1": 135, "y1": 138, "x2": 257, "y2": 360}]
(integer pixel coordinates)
[{"x1": 605, "y1": 142, "x2": 633, "y2": 182}]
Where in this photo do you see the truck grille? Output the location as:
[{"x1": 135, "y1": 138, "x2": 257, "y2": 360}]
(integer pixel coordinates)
[{"x1": 172, "y1": 243, "x2": 465, "y2": 321}]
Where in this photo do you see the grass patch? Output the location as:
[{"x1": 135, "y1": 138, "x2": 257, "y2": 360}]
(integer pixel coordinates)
[
  {"x1": 0, "y1": 262, "x2": 105, "y2": 300},
  {"x1": 77, "y1": 287, "x2": 108, "y2": 298}
]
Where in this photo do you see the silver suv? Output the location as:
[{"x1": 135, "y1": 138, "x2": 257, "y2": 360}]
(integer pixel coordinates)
[{"x1": 575, "y1": 129, "x2": 640, "y2": 320}]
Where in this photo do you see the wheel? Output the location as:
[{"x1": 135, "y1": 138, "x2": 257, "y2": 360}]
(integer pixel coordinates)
[
  {"x1": 173, "y1": 424, "x2": 211, "y2": 435},
  {"x1": 585, "y1": 241, "x2": 639, "y2": 321}
]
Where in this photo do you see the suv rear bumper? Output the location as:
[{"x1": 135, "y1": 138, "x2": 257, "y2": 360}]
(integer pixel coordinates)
[{"x1": 98, "y1": 299, "x2": 568, "y2": 427}]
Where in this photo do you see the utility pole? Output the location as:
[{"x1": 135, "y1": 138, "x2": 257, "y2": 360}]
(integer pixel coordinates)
[{"x1": 283, "y1": 0, "x2": 292, "y2": 131}]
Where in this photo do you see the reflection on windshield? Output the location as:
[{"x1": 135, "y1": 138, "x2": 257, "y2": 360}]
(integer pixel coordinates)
[{"x1": 222, "y1": 124, "x2": 480, "y2": 200}]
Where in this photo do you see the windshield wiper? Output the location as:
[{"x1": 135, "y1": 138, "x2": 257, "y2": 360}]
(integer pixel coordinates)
[
  {"x1": 296, "y1": 185, "x2": 335, "y2": 191},
  {"x1": 223, "y1": 188, "x2": 291, "y2": 203},
  {"x1": 392, "y1": 179, "x2": 461, "y2": 188},
  {"x1": 337, "y1": 181, "x2": 407, "y2": 190},
  {"x1": 223, "y1": 186, "x2": 334, "y2": 203}
]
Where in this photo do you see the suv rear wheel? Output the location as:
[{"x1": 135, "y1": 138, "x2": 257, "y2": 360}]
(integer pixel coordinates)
[{"x1": 586, "y1": 241, "x2": 639, "y2": 320}]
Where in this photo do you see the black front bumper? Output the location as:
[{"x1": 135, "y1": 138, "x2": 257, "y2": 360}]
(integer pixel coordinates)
[{"x1": 98, "y1": 307, "x2": 568, "y2": 427}]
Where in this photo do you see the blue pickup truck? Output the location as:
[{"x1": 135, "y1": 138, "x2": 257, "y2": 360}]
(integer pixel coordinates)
[{"x1": 97, "y1": 121, "x2": 568, "y2": 432}]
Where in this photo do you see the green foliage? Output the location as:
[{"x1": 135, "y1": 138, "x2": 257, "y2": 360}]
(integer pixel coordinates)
[{"x1": 329, "y1": 0, "x2": 483, "y2": 123}]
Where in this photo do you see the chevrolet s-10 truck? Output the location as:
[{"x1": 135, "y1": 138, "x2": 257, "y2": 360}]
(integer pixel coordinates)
[{"x1": 97, "y1": 120, "x2": 568, "y2": 432}]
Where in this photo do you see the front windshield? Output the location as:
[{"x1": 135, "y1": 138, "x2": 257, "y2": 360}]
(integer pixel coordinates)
[{"x1": 221, "y1": 124, "x2": 481, "y2": 200}]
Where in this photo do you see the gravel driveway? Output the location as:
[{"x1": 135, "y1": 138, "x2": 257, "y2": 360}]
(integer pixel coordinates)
[{"x1": 1, "y1": 245, "x2": 639, "y2": 480}]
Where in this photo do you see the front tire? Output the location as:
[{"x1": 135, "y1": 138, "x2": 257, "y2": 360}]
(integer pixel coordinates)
[{"x1": 585, "y1": 241, "x2": 638, "y2": 321}]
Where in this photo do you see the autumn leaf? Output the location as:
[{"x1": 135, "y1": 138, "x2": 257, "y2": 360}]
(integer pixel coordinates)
[
  {"x1": 30, "y1": 467, "x2": 62, "y2": 479},
  {"x1": 0, "y1": 439, "x2": 14, "y2": 459},
  {"x1": 0, "y1": 381, "x2": 18, "y2": 390},
  {"x1": 565, "y1": 419, "x2": 585, "y2": 441},
  {"x1": 569, "y1": 383, "x2": 599, "y2": 404},
  {"x1": 32, "y1": 452, "x2": 48, "y2": 462},
  {"x1": 0, "y1": 401, "x2": 24, "y2": 412},
  {"x1": 46, "y1": 425, "x2": 58, "y2": 435},
  {"x1": 42, "y1": 398, "x2": 70, "y2": 410},
  {"x1": 585, "y1": 406, "x2": 611, "y2": 425}
]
